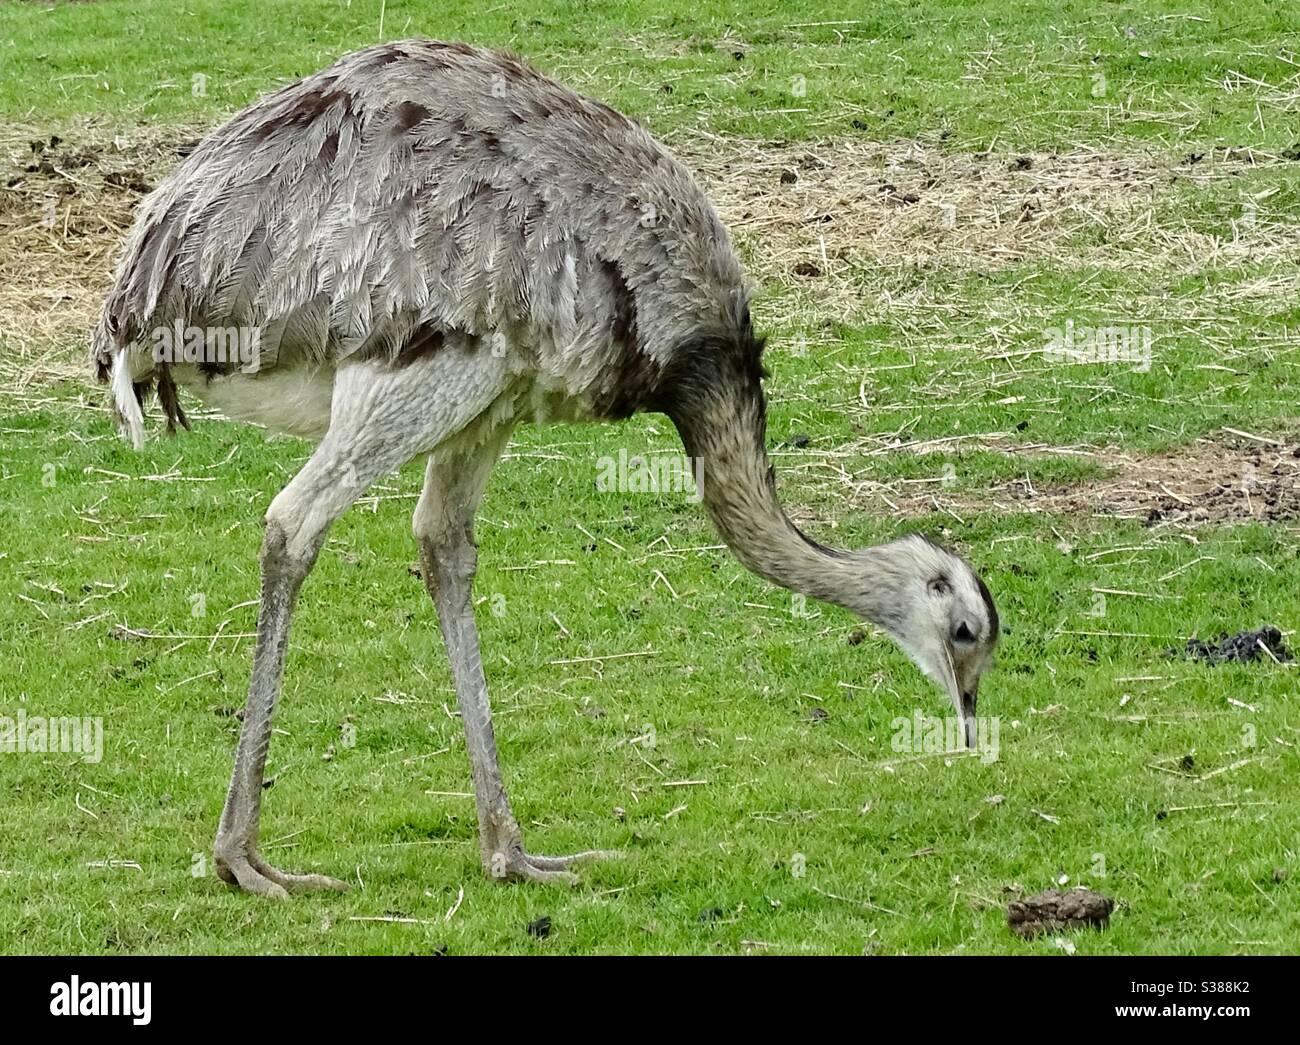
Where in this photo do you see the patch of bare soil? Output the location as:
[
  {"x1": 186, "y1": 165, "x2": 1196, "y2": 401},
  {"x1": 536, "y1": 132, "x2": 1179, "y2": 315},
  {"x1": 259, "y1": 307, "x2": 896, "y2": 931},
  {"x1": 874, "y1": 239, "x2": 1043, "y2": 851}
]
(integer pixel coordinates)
[
  {"x1": 3, "y1": 119, "x2": 1296, "y2": 390},
  {"x1": 1009, "y1": 434, "x2": 1300, "y2": 527},
  {"x1": 852, "y1": 431, "x2": 1300, "y2": 527}
]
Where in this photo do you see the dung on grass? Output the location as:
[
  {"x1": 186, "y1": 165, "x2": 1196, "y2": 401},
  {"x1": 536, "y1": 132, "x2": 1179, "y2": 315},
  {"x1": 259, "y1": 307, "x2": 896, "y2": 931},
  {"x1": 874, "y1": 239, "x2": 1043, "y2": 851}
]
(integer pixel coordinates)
[
  {"x1": 1007, "y1": 888, "x2": 1116, "y2": 940},
  {"x1": 1177, "y1": 625, "x2": 1293, "y2": 665}
]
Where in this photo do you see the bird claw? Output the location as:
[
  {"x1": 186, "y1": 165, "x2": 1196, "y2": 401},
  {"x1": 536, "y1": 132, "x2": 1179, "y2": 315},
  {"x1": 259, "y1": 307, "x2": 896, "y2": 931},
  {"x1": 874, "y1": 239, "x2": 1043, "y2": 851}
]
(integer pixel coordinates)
[
  {"x1": 486, "y1": 844, "x2": 620, "y2": 885},
  {"x1": 215, "y1": 842, "x2": 350, "y2": 899}
]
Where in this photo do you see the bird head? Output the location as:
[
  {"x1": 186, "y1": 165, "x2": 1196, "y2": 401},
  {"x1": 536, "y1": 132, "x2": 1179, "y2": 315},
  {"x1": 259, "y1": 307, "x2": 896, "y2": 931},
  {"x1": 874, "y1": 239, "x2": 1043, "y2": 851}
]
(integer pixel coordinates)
[{"x1": 844, "y1": 535, "x2": 999, "y2": 749}]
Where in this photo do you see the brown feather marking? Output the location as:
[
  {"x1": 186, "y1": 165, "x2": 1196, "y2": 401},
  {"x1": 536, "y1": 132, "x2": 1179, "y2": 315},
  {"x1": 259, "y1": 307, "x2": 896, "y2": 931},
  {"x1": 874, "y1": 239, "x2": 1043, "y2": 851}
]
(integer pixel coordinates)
[
  {"x1": 395, "y1": 326, "x2": 447, "y2": 366},
  {"x1": 590, "y1": 259, "x2": 661, "y2": 420},
  {"x1": 362, "y1": 43, "x2": 408, "y2": 69},
  {"x1": 317, "y1": 129, "x2": 340, "y2": 166},
  {"x1": 251, "y1": 85, "x2": 353, "y2": 141},
  {"x1": 428, "y1": 40, "x2": 479, "y2": 57},
  {"x1": 356, "y1": 325, "x2": 451, "y2": 368},
  {"x1": 389, "y1": 100, "x2": 431, "y2": 135}
]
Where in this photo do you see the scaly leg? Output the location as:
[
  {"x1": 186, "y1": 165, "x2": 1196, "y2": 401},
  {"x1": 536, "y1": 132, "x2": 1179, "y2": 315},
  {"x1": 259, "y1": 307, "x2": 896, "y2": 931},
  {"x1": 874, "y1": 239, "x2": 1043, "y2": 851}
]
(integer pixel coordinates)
[
  {"x1": 214, "y1": 440, "x2": 375, "y2": 897},
  {"x1": 415, "y1": 428, "x2": 618, "y2": 884}
]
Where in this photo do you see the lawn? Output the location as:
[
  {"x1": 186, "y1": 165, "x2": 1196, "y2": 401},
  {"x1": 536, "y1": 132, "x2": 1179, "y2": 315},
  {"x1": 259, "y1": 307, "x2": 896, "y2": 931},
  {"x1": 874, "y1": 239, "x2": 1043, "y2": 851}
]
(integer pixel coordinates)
[{"x1": 0, "y1": 0, "x2": 1297, "y2": 954}]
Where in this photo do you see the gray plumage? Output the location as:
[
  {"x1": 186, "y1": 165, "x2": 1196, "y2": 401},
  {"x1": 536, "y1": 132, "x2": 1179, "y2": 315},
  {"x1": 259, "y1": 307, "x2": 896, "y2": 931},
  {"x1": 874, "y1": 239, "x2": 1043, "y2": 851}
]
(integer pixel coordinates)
[
  {"x1": 95, "y1": 40, "x2": 998, "y2": 897},
  {"x1": 95, "y1": 39, "x2": 739, "y2": 424}
]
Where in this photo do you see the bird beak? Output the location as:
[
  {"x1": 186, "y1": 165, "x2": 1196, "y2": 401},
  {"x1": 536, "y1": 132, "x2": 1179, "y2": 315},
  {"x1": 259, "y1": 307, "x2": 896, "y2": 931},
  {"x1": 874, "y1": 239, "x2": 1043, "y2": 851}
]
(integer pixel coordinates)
[
  {"x1": 939, "y1": 650, "x2": 977, "y2": 750},
  {"x1": 960, "y1": 689, "x2": 977, "y2": 750}
]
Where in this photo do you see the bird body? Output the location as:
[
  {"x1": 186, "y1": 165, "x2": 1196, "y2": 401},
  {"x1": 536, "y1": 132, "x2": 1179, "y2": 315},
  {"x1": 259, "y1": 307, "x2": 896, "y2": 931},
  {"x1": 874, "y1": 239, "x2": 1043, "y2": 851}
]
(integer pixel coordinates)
[
  {"x1": 95, "y1": 39, "x2": 745, "y2": 445},
  {"x1": 96, "y1": 40, "x2": 998, "y2": 897}
]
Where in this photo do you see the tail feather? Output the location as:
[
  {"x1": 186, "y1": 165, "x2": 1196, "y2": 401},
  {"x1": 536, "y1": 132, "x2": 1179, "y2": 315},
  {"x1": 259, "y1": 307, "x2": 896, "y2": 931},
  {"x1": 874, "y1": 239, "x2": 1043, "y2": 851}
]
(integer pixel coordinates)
[
  {"x1": 95, "y1": 306, "x2": 196, "y2": 445},
  {"x1": 109, "y1": 349, "x2": 147, "y2": 450}
]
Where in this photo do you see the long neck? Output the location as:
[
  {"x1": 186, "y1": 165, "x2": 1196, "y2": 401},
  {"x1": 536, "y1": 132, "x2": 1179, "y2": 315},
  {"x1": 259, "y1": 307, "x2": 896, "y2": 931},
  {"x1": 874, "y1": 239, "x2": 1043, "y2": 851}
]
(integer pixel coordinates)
[{"x1": 670, "y1": 380, "x2": 861, "y2": 612}]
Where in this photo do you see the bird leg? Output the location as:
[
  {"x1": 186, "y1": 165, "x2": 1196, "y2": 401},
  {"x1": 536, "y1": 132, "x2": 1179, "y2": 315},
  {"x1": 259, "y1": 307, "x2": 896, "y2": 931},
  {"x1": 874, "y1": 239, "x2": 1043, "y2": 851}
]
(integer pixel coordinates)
[
  {"x1": 214, "y1": 455, "x2": 360, "y2": 899},
  {"x1": 214, "y1": 348, "x2": 521, "y2": 898},
  {"x1": 214, "y1": 539, "x2": 351, "y2": 897},
  {"x1": 415, "y1": 438, "x2": 616, "y2": 884}
]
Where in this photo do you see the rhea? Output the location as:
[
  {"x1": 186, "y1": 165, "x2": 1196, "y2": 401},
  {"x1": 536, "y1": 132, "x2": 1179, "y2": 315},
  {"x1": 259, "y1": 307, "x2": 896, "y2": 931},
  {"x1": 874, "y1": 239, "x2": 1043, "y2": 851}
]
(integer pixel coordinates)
[{"x1": 95, "y1": 40, "x2": 999, "y2": 897}]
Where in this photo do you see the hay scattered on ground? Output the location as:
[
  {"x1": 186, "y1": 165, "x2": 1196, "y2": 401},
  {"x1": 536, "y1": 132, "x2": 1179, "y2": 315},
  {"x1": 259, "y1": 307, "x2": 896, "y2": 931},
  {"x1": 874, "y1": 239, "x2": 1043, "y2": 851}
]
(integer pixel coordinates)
[
  {"x1": 689, "y1": 133, "x2": 1300, "y2": 331},
  {"x1": 0, "y1": 120, "x2": 204, "y2": 390},
  {"x1": 4, "y1": 118, "x2": 1297, "y2": 391}
]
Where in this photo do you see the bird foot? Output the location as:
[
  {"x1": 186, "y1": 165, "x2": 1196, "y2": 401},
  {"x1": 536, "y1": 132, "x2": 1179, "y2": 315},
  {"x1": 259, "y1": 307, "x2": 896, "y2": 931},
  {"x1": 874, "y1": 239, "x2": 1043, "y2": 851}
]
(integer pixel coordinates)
[
  {"x1": 215, "y1": 841, "x2": 350, "y2": 900},
  {"x1": 486, "y1": 843, "x2": 620, "y2": 885}
]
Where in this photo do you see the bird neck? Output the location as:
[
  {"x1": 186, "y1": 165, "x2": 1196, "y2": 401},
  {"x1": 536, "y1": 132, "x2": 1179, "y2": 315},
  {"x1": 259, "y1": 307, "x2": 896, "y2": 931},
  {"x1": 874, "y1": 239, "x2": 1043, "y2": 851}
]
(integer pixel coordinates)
[{"x1": 671, "y1": 381, "x2": 880, "y2": 619}]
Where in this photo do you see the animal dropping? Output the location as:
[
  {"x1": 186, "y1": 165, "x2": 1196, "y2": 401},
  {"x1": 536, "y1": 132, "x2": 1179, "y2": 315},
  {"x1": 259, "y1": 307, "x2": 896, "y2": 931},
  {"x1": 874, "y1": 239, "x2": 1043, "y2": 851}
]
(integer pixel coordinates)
[{"x1": 1006, "y1": 887, "x2": 1115, "y2": 939}]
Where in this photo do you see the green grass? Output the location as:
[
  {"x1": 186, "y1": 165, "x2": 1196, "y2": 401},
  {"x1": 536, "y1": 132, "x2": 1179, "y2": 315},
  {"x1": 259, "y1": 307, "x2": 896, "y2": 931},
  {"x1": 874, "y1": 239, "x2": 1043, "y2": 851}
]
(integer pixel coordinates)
[
  {"x1": 3, "y1": 0, "x2": 1299, "y2": 148},
  {"x1": 1, "y1": 0, "x2": 1298, "y2": 954}
]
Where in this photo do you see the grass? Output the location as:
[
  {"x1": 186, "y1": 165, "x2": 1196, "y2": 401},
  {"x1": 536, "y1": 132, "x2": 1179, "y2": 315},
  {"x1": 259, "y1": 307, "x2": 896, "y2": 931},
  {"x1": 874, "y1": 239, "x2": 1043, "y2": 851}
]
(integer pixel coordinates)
[
  {"x1": 1, "y1": 0, "x2": 1298, "y2": 954},
  {"x1": 3, "y1": 0, "x2": 1299, "y2": 148}
]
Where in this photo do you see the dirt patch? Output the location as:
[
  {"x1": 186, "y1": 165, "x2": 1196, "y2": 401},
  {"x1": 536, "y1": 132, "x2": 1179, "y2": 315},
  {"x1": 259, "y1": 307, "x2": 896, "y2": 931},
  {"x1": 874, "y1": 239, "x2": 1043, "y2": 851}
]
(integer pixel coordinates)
[
  {"x1": 1010, "y1": 434, "x2": 1300, "y2": 527},
  {"x1": 3, "y1": 117, "x2": 1297, "y2": 390},
  {"x1": 848, "y1": 430, "x2": 1300, "y2": 528}
]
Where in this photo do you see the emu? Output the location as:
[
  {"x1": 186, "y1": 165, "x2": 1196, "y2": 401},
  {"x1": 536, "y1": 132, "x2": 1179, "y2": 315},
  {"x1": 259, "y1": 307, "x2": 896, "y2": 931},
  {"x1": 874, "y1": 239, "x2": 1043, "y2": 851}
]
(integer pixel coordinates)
[{"x1": 94, "y1": 40, "x2": 999, "y2": 897}]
